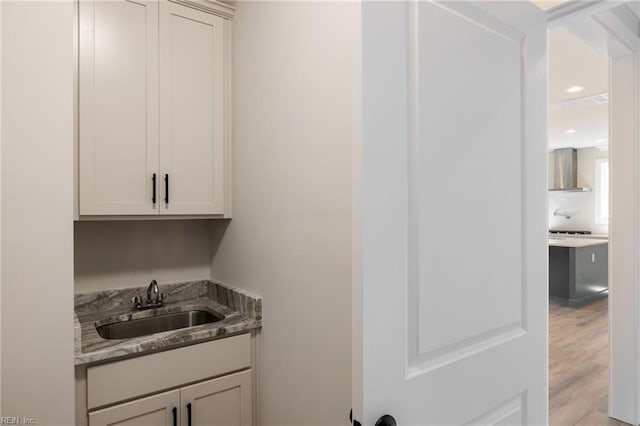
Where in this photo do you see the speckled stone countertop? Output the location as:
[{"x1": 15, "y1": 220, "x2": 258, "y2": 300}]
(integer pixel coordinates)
[{"x1": 74, "y1": 280, "x2": 262, "y2": 365}]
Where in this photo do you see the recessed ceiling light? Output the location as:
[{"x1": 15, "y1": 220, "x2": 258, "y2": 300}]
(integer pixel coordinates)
[
  {"x1": 566, "y1": 86, "x2": 585, "y2": 93},
  {"x1": 565, "y1": 129, "x2": 576, "y2": 134}
]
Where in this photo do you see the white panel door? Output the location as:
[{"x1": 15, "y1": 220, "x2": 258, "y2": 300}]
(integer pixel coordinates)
[
  {"x1": 89, "y1": 389, "x2": 179, "y2": 426},
  {"x1": 159, "y1": 2, "x2": 226, "y2": 215},
  {"x1": 358, "y1": 1, "x2": 547, "y2": 425},
  {"x1": 79, "y1": 0, "x2": 160, "y2": 215},
  {"x1": 180, "y1": 370, "x2": 252, "y2": 426}
]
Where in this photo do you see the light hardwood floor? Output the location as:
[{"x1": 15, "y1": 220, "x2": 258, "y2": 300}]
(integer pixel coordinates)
[{"x1": 549, "y1": 297, "x2": 626, "y2": 426}]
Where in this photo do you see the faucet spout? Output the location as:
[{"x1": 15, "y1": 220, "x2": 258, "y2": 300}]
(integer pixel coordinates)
[
  {"x1": 147, "y1": 279, "x2": 160, "y2": 304},
  {"x1": 132, "y1": 280, "x2": 164, "y2": 310}
]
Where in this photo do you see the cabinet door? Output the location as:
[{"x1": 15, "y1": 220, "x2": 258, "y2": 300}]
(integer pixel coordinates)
[
  {"x1": 181, "y1": 370, "x2": 252, "y2": 426},
  {"x1": 89, "y1": 389, "x2": 179, "y2": 426},
  {"x1": 79, "y1": 0, "x2": 160, "y2": 215},
  {"x1": 159, "y1": 2, "x2": 226, "y2": 215}
]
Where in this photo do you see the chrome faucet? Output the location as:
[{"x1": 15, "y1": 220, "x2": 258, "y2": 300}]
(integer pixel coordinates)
[
  {"x1": 132, "y1": 280, "x2": 164, "y2": 310},
  {"x1": 147, "y1": 279, "x2": 161, "y2": 304}
]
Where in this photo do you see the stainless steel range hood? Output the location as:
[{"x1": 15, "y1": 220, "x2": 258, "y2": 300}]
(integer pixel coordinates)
[{"x1": 549, "y1": 148, "x2": 591, "y2": 192}]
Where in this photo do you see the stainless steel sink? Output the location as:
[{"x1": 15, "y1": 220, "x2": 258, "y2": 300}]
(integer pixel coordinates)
[{"x1": 96, "y1": 310, "x2": 224, "y2": 339}]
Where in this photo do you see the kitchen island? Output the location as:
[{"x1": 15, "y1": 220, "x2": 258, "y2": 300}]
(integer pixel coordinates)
[{"x1": 549, "y1": 238, "x2": 608, "y2": 307}]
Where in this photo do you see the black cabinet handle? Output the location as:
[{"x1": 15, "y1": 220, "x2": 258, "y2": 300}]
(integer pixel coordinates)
[
  {"x1": 375, "y1": 415, "x2": 397, "y2": 426},
  {"x1": 152, "y1": 173, "x2": 157, "y2": 204},
  {"x1": 164, "y1": 174, "x2": 169, "y2": 204},
  {"x1": 349, "y1": 409, "x2": 362, "y2": 426},
  {"x1": 187, "y1": 402, "x2": 192, "y2": 426},
  {"x1": 172, "y1": 407, "x2": 177, "y2": 426}
]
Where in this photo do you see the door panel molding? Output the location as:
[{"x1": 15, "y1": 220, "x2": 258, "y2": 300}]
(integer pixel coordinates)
[
  {"x1": 464, "y1": 393, "x2": 525, "y2": 426},
  {"x1": 406, "y1": 1, "x2": 528, "y2": 376},
  {"x1": 407, "y1": 324, "x2": 525, "y2": 379},
  {"x1": 359, "y1": 1, "x2": 547, "y2": 423}
]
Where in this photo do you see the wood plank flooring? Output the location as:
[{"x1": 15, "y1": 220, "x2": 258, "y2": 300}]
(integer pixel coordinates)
[{"x1": 549, "y1": 297, "x2": 626, "y2": 426}]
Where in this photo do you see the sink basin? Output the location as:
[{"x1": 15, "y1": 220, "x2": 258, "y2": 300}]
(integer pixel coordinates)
[{"x1": 96, "y1": 310, "x2": 224, "y2": 340}]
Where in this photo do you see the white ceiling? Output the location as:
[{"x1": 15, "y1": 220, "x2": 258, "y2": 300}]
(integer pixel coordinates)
[
  {"x1": 548, "y1": 27, "x2": 609, "y2": 149},
  {"x1": 530, "y1": 0, "x2": 610, "y2": 150},
  {"x1": 529, "y1": 0, "x2": 572, "y2": 11},
  {"x1": 548, "y1": 27, "x2": 608, "y2": 104}
]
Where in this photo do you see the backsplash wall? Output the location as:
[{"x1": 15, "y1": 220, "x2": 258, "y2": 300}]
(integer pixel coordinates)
[
  {"x1": 74, "y1": 220, "x2": 212, "y2": 293},
  {"x1": 548, "y1": 148, "x2": 608, "y2": 234}
]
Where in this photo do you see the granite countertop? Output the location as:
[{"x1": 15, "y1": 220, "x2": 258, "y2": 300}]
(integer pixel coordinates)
[
  {"x1": 548, "y1": 238, "x2": 609, "y2": 248},
  {"x1": 74, "y1": 280, "x2": 262, "y2": 365}
]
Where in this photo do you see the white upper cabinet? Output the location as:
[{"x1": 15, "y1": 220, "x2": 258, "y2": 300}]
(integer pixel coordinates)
[
  {"x1": 78, "y1": 0, "x2": 233, "y2": 218},
  {"x1": 159, "y1": 2, "x2": 226, "y2": 215},
  {"x1": 79, "y1": 0, "x2": 160, "y2": 216}
]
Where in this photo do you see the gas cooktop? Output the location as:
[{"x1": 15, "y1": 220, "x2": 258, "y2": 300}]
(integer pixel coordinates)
[{"x1": 549, "y1": 230, "x2": 592, "y2": 235}]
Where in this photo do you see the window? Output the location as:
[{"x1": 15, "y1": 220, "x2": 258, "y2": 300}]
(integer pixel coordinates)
[{"x1": 595, "y1": 158, "x2": 609, "y2": 224}]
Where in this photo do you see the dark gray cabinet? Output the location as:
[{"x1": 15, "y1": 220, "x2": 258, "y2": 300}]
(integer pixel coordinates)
[{"x1": 549, "y1": 243, "x2": 608, "y2": 307}]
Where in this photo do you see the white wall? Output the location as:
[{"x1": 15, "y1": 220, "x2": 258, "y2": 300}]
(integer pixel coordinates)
[
  {"x1": 548, "y1": 148, "x2": 609, "y2": 234},
  {"x1": 608, "y1": 53, "x2": 638, "y2": 425},
  {"x1": 75, "y1": 221, "x2": 212, "y2": 293},
  {"x1": 210, "y1": 2, "x2": 356, "y2": 424},
  {"x1": 1, "y1": 2, "x2": 74, "y2": 424},
  {"x1": 0, "y1": 0, "x2": 3, "y2": 413}
]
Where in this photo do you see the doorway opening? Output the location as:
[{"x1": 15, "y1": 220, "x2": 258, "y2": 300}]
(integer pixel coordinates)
[
  {"x1": 535, "y1": 1, "x2": 640, "y2": 422},
  {"x1": 546, "y1": 23, "x2": 611, "y2": 426}
]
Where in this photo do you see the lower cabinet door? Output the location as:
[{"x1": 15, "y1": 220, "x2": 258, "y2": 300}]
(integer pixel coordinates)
[
  {"x1": 89, "y1": 389, "x2": 180, "y2": 426},
  {"x1": 181, "y1": 370, "x2": 252, "y2": 426}
]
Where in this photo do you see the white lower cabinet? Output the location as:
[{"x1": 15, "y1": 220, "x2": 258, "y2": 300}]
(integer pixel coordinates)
[
  {"x1": 89, "y1": 371, "x2": 252, "y2": 426},
  {"x1": 89, "y1": 389, "x2": 179, "y2": 426},
  {"x1": 182, "y1": 370, "x2": 252, "y2": 426},
  {"x1": 78, "y1": 334, "x2": 255, "y2": 426}
]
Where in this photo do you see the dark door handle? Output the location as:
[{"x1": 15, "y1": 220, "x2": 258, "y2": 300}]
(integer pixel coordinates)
[
  {"x1": 164, "y1": 174, "x2": 169, "y2": 204},
  {"x1": 187, "y1": 402, "x2": 192, "y2": 426},
  {"x1": 172, "y1": 407, "x2": 177, "y2": 426},
  {"x1": 152, "y1": 173, "x2": 157, "y2": 204},
  {"x1": 375, "y1": 415, "x2": 397, "y2": 426}
]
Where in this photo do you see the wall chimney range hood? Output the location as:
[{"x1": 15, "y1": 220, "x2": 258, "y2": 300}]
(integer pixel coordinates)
[{"x1": 549, "y1": 148, "x2": 591, "y2": 192}]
